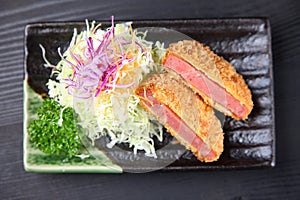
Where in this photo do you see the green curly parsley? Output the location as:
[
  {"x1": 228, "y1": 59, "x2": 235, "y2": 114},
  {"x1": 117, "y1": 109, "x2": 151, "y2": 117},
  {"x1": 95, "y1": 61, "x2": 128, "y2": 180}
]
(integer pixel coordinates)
[{"x1": 28, "y1": 98, "x2": 81, "y2": 158}]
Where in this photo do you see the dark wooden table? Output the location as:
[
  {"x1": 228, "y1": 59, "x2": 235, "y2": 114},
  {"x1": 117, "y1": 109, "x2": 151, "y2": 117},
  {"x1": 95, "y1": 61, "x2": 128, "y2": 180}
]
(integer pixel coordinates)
[{"x1": 1, "y1": 0, "x2": 299, "y2": 199}]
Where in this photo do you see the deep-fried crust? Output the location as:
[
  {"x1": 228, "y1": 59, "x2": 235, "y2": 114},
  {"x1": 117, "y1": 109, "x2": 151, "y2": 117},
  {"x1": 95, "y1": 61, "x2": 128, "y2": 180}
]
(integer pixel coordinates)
[
  {"x1": 136, "y1": 73, "x2": 224, "y2": 162},
  {"x1": 162, "y1": 40, "x2": 253, "y2": 119}
]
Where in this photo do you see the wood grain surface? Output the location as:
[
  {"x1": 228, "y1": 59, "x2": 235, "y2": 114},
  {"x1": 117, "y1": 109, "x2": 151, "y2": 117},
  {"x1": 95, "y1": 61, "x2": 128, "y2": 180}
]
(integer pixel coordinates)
[{"x1": 0, "y1": 0, "x2": 300, "y2": 199}]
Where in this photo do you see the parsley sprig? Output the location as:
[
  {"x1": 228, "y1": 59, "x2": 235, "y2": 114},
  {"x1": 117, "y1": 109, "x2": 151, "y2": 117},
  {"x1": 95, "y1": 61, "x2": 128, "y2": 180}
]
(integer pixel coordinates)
[{"x1": 28, "y1": 98, "x2": 81, "y2": 158}]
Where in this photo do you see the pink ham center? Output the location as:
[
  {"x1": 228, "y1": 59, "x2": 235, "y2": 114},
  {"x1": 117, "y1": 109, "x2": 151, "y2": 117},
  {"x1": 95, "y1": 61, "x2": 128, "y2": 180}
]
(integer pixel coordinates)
[
  {"x1": 164, "y1": 54, "x2": 247, "y2": 119},
  {"x1": 139, "y1": 90, "x2": 217, "y2": 161}
]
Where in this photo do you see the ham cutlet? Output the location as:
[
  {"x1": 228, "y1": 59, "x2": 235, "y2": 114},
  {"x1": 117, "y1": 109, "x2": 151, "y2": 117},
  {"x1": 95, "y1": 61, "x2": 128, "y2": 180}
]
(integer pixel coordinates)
[
  {"x1": 162, "y1": 40, "x2": 253, "y2": 120},
  {"x1": 136, "y1": 73, "x2": 224, "y2": 162}
]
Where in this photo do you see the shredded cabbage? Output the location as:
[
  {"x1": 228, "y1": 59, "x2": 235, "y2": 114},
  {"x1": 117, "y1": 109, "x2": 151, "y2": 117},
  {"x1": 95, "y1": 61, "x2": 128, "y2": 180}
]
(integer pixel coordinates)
[{"x1": 44, "y1": 18, "x2": 166, "y2": 157}]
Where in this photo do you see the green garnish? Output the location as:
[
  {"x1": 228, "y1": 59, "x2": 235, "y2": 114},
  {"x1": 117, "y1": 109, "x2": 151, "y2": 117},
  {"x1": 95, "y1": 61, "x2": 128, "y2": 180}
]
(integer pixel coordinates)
[{"x1": 28, "y1": 98, "x2": 81, "y2": 158}]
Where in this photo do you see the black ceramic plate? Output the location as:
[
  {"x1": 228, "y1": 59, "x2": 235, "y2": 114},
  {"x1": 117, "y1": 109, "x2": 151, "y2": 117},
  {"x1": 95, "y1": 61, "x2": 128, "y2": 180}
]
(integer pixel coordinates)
[{"x1": 24, "y1": 18, "x2": 275, "y2": 172}]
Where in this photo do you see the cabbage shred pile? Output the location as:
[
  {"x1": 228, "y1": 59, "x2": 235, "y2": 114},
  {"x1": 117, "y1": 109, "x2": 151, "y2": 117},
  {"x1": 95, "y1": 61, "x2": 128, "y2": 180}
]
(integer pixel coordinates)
[{"x1": 44, "y1": 17, "x2": 166, "y2": 157}]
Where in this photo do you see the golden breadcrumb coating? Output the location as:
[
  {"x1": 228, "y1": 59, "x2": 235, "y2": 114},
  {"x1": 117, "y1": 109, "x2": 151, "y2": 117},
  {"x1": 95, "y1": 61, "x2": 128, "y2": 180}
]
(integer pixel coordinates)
[
  {"x1": 162, "y1": 40, "x2": 253, "y2": 119},
  {"x1": 136, "y1": 73, "x2": 224, "y2": 162}
]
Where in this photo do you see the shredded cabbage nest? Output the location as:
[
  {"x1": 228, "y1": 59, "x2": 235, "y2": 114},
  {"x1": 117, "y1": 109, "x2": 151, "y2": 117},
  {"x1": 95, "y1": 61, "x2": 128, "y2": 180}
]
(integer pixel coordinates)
[{"x1": 46, "y1": 21, "x2": 167, "y2": 158}]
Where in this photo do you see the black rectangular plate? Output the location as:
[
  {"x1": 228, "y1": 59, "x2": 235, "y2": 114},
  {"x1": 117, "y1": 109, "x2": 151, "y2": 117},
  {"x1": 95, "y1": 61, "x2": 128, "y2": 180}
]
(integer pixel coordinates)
[{"x1": 25, "y1": 18, "x2": 275, "y2": 170}]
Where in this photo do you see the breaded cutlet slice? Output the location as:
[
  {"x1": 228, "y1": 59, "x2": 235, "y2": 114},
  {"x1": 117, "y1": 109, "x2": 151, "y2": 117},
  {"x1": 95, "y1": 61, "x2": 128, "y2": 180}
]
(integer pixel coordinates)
[
  {"x1": 162, "y1": 40, "x2": 253, "y2": 120},
  {"x1": 136, "y1": 73, "x2": 224, "y2": 162}
]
